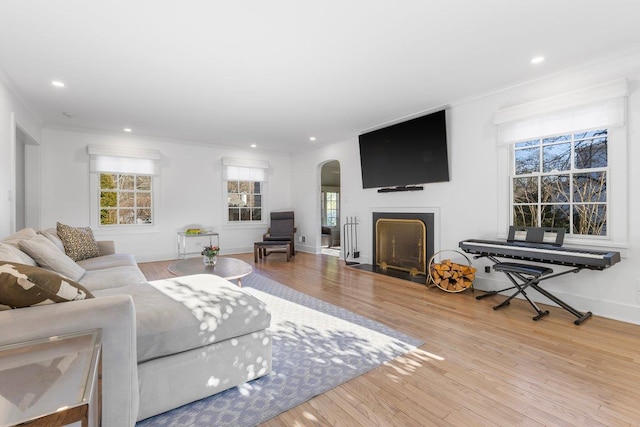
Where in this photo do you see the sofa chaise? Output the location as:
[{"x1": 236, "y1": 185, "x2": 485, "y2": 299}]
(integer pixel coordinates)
[{"x1": 0, "y1": 227, "x2": 272, "y2": 426}]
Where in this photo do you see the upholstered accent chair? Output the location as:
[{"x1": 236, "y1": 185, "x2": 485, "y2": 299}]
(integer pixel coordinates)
[
  {"x1": 263, "y1": 211, "x2": 296, "y2": 254},
  {"x1": 321, "y1": 226, "x2": 332, "y2": 248}
]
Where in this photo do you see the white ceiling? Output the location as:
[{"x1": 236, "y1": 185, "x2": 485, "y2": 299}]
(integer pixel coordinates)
[{"x1": 1, "y1": 1, "x2": 639, "y2": 153}]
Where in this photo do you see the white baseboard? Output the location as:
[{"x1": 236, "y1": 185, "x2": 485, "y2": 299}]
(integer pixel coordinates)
[
  {"x1": 135, "y1": 252, "x2": 176, "y2": 263},
  {"x1": 473, "y1": 277, "x2": 640, "y2": 325}
]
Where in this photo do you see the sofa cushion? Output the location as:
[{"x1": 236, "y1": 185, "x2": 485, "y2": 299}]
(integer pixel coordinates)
[
  {"x1": 0, "y1": 262, "x2": 93, "y2": 309},
  {"x1": 77, "y1": 253, "x2": 138, "y2": 271},
  {"x1": 96, "y1": 240, "x2": 116, "y2": 256},
  {"x1": 18, "y1": 235, "x2": 86, "y2": 282},
  {"x1": 93, "y1": 274, "x2": 271, "y2": 363},
  {"x1": 79, "y1": 265, "x2": 147, "y2": 292},
  {"x1": 56, "y1": 222, "x2": 100, "y2": 261},
  {"x1": 0, "y1": 242, "x2": 37, "y2": 266}
]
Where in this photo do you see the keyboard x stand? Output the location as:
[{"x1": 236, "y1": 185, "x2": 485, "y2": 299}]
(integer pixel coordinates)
[{"x1": 475, "y1": 254, "x2": 593, "y2": 325}]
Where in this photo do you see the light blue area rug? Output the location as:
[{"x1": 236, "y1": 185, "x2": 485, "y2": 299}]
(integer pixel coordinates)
[{"x1": 137, "y1": 273, "x2": 423, "y2": 427}]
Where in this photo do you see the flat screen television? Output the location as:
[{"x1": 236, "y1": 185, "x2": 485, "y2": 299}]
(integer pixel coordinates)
[{"x1": 359, "y1": 110, "x2": 449, "y2": 190}]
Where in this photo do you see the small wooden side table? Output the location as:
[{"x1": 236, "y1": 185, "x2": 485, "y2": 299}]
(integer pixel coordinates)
[{"x1": 0, "y1": 330, "x2": 102, "y2": 427}]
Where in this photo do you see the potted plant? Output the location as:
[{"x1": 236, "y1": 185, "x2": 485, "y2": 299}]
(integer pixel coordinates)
[{"x1": 201, "y1": 245, "x2": 220, "y2": 266}]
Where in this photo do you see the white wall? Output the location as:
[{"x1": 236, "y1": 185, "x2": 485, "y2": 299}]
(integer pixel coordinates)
[
  {"x1": 291, "y1": 51, "x2": 640, "y2": 325},
  {"x1": 40, "y1": 128, "x2": 291, "y2": 261},
  {"x1": 2, "y1": 50, "x2": 639, "y2": 324},
  {"x1": 0, "y1": 71, "x2": 42, "y2": 237}
]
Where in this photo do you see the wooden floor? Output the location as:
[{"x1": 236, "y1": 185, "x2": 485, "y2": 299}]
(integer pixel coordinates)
[{"x1": 139, "y1": 252, "x2": 640, "y2": 426}]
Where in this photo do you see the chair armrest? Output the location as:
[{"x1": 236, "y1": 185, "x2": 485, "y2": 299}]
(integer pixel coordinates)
[
  {"x1": 0, "y1": 295, "x2": 139, "y2": 427},
  {"x1": 97, "y1": 240, "x2": 116, "y2": 256}
]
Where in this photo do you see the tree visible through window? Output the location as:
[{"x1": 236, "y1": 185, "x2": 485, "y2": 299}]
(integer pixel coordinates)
[
  {"x1": 100, "y1": 173, "x2": 152, "y2": 225},
  {"x1": 512, "y1": 129, "x2": 607, "y2": 236},
  {"x1": 227, "y1": 180, "x2": 262, "y2": 222}
]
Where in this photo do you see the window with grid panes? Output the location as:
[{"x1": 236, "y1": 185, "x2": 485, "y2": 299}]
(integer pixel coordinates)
[
  {"x1": 227, "y1": 180, "x2": 262, "y2": 222},
  {"x1": 512, "y1": 129, "x2": 608, "y2": 236},
  {"x1": 99, "y1": 173, "x2": 153, "y2": 225},
  {"x1": 321, "y1": 191, "x2": 339, "y2": 227}
]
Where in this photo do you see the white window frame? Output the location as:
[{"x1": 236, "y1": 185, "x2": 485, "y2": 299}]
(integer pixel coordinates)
[
  {"x1": 510, "y1": 129, "x2": 609, "y2": 239},
  {"x1": 221, "y1": 158, "x2": 269, "y2": 227},
  {"x1": 321, "y1": 187, "x2": 340, "y2": 227},
  {"x1": 97, "y1": 173, "x2": 154, "y2": 226},
  {"x1": 88, "y1": 145, "x2": 161, "y2": 232},
  {"x1": 495, "y1": 79, "x2": 628, "y2": 248}
]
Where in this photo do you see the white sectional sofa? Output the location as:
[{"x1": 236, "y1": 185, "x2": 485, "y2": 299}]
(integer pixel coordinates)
[{"x1": 0, "y1": 227, "x2": 272, "y2": 426}]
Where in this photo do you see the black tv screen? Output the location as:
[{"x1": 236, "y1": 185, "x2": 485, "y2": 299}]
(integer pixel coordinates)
[{"x1": 359, "y1": 110, "x2": 449, "y2": 189}]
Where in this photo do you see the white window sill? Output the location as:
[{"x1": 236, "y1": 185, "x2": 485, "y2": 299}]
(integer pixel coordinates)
[
  {"x1": 221, "y1": 222, "x2": 268, "y2": 230},
  {"x1": 93, "y1": 225, "x2": 160, "y2": 237}
]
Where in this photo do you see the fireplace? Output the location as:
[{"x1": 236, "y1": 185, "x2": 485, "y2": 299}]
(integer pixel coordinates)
[
  {"x1": 375, "y1": 218, "x2": 427, "y2": 275},
  {"x1": 353, "y1": 212, "x2": 435, "y2": 283}
]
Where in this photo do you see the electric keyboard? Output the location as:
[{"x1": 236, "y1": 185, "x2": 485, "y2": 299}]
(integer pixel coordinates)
[{"x1": 459, "y1": 239, "x2": 621, "y2": 270}]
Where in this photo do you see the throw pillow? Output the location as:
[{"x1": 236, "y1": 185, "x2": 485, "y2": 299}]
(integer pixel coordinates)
[
  {"x1": 18, "y1": 235, "x2": 86, "y2": 282},
  {"x1": 0, "y1": 262, "x2": 94, "y2": 309},
  {"x1": 2, "y1": 228, "x2": 38, "y2": 248},
  {"x1": 56, "y1": 222, "x2": 100, "y2": 261},
  {"x1": 0, "y1": 242, "x2": 37, "y2": 266},
  {"x1": 38, "y1": 228, "x2": 66, "y2": 252},
  {"x1": 0, "y1": 242, "x2": 24, "y2": 263}
]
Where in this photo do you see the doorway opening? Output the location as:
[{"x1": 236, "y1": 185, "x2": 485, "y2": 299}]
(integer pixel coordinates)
[
  {"x1": 13, "y1": 124, "x2": 40, "y2": 232},
  {"x1": 320, "y1": 160, "x2": 341, "y2": 257}
]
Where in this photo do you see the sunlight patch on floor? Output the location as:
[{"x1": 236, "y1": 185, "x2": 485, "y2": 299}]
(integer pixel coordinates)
[
  {"x1": 321, "y1": 246, "x2": 341, "y2": 257},
  {"x1": 383, "y1": 347, "x2": 445, "y2": 380}
]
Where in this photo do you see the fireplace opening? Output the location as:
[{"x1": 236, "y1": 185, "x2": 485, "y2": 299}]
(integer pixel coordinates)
[
  {"x1": 376, "y1": 218, "x2": 426, "y2": 275},
  {"x1": 352, "y1": 212, "x2": 435, "y2": 284}
]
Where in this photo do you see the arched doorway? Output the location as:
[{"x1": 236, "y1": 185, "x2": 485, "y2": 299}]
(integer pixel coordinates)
[{"x1": 320, "y1": 160, "x2": 341, "y2": 256}]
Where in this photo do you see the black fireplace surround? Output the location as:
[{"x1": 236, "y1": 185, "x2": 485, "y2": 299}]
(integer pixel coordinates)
[{"x1": 352, "y1": 212, "x2": 435, "y2": 283}]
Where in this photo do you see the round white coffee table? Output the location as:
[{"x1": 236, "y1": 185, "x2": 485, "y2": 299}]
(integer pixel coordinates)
[{"x1": 168, "y1": 257, "x2": 252, "y2": 286}]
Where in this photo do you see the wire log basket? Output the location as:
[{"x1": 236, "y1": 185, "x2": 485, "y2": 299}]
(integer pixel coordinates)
[{"x1": 427, "y1": 249, "x2": 476, "y2": 293}]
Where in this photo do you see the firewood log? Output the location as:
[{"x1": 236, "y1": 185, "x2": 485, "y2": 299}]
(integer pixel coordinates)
[{"x1": 430, "y1": 259, "x2": 475, "y2": 292}]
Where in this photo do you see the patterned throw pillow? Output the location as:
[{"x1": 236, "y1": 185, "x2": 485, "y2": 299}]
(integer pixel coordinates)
[
  {"x1": 0, "y1": 262, "x2": 94, "y2": 309},
  {"x1": 56, "y1": 222, "x2": 100, "y2": 261}
]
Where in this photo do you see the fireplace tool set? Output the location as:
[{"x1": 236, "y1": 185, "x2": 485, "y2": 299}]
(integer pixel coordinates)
[{"x1": 343, "y1": 216, "x2": 360, "y2": 265}]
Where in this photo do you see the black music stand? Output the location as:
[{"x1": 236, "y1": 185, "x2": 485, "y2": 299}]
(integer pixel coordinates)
[
  {"x1": 475, "y1": 226, "x2": 592, "y2": 325},
  {"x1": 507, "y1": 225, "x2": 565, "y2": 246}
]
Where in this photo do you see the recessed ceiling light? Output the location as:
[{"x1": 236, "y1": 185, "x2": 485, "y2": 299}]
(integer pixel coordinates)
[
  {"x1": 62, "y1": 112, "x2": 75, "y2": 118},
  {"x1": 531, "y1": 56, "x2": 545, "y2": 64},
  {"x1": 123, "y1": 128, "x2": 132, "y2": 132},
  {"x1": 51, "y1": 80, "x2": 65, "y2": 87},
  {"x1": 250, "y1": 143, "x2": 257, "y2": 148},
  {"x1": 309, "y1": 137, "x2": 316, "y2": 141}
]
